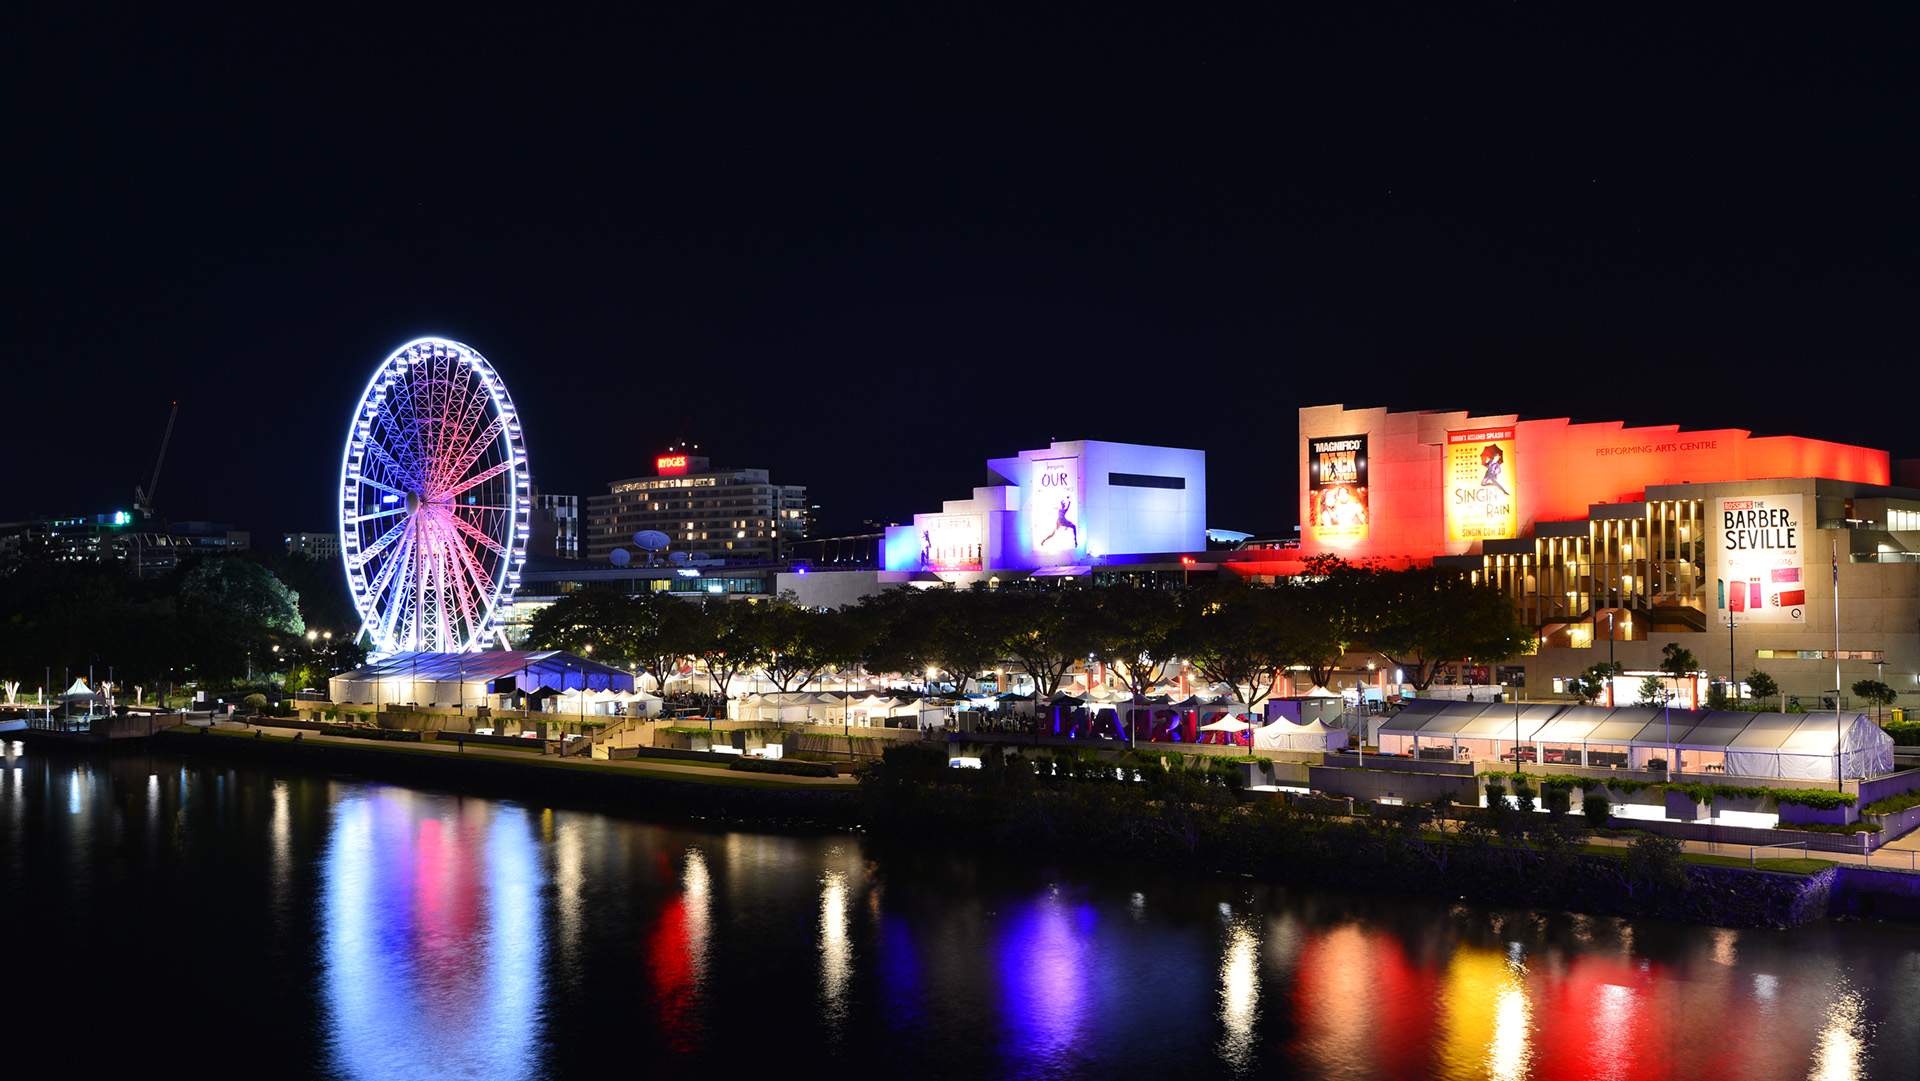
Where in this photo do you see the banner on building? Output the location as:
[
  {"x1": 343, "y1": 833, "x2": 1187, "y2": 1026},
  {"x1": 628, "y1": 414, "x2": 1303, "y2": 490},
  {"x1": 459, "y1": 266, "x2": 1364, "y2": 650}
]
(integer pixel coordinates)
[
  {"x1": 1715, "y1": 493, "x2": 1806, "y2": 624},
  {"x1": 1444, "y1": 427, "x2": 1519, "y2": 543},
  {"x1": 918, "y1": 513, "x2": 984, "y2": 572},
  {"x1": 1307, "y1": 434, "x2": 1369, "y2": 541},
  {"x1": 1027, "y1": 456, "x2": 1085, "y2": 565}
]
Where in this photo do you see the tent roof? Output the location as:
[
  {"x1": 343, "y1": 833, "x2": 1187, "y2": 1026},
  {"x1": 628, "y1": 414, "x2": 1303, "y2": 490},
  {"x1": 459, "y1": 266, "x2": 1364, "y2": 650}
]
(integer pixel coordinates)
[{"x1": 333, "y1": 651, "x2": 635, "y2": 693}]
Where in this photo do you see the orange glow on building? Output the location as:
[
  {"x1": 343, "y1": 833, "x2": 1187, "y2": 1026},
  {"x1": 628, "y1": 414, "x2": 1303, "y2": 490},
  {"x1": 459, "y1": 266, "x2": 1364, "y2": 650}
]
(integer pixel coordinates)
[{"x1": 1298, "y1": 405, "x2": 1890, "y2": 562}]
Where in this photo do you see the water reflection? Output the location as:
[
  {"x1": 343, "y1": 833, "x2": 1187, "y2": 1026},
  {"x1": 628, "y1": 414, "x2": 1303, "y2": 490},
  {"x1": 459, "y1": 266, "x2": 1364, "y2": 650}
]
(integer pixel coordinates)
[
  {"x1": 819, "y1": 869, "x2": 852, "y2": 1024},
  {"x1": 1811, "y1": 982, "x2": 1868, "y2": 1081},
  {"x1": 649, "y1": 845, "x2": 710, "y2": 1050},
  {"x1": 1217, "y1": 913, "x2": 1259, "y2": 1072},
  {"x1": 4, "y1": 749, "x2": 1918, "y2": 1080},
  {"x1": 997, "y1": 887, "x2": 1093, "y2": 1075},
  {"x1": 321, "y1": 791, "x2": 544, "y2": 1081}
]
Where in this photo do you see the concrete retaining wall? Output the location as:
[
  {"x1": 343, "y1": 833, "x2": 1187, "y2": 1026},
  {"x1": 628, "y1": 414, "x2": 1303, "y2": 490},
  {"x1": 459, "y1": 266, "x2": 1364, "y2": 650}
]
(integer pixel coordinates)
[{"x1": 1309, "y1": 765, "x2": 1476, "y2": 806}]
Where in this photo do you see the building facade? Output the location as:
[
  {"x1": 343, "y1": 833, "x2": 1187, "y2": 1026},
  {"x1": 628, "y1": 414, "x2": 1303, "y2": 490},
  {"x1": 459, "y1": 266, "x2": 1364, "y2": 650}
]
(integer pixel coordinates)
[
  {"x1": 1269, "y1": 405, "x2": 1920, "y2": 709},
  {"x1": 0, "y1": 512, "x2": 246, "y2": 577},
  {"x1": 285, "y1": 531, "x2": 341, "y2": 561},
  {"x1": 533, "y1": 492, "x2": 582, "y2": 559},
  {"x1": 881, "y1": 439, "x2": 1207, "y2": 584},
  {"x1": 585, "y1": 453, "x2": 809, "y2": 565}
]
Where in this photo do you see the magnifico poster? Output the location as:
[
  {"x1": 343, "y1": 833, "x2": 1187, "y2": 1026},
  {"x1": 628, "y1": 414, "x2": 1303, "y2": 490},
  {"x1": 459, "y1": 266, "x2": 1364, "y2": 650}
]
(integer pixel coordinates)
[
  {"x1": 918, "y1": 513, "x2": 984, "y2": 572},
  {"x1": 1028, "y1": 456, "x2": 1085, "y2": 564},
  {"x1": 1715, "y1": 493, "x2": 1806, "y2": 624},
  {"x1": 1445, "y1": 427, "x2": 1519, "y2": 543},
  {"x1": 1307, "y1": 434, "x2": 1369, "y2": 541}
]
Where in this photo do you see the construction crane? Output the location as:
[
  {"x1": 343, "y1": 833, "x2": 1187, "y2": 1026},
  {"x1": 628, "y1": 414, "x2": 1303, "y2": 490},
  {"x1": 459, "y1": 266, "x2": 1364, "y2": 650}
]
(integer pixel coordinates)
[{"x1": 134, "y1": 401, "x2": 178, "y2": 519}]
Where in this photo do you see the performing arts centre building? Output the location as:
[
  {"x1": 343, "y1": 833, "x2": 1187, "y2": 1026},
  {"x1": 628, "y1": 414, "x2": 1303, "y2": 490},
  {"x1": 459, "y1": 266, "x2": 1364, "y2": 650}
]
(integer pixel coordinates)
[{"x1": 1219, "y1": 404, "x2": 1920, "y2": 710}]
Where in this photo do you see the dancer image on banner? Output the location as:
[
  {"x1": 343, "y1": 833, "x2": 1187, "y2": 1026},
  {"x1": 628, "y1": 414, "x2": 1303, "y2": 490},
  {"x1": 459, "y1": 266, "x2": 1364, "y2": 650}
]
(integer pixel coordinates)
[
  {"x1": 920, "y1": 529, "x2": 934, "y2": 567},
  {"x1": 1039, "y1": 496, "x2": 1078, "y2": 551},
  {"x1": 1479, "y1": 444, "x2": 1509, "y2": 496}
]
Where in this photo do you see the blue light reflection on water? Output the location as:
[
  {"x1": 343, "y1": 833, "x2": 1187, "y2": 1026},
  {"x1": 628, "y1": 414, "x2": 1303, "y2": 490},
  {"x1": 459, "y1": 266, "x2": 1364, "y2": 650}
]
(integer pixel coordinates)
[
  {"x1": 321, "y1": 790, "x2": 545, "y2": 1081},
  {"x1": 4, "y1": 748, "x2": 1916, "y2": 1079}
]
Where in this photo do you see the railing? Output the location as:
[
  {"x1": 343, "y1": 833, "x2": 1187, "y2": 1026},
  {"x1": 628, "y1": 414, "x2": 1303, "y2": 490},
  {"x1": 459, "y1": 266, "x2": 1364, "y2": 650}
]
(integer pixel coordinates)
[
  {"x1": 1862, "y1": 847, "x2": 1920, "y2": 874},
  {"x1": 1742, "y1": 840, "x2": 1810, "y2": 868}
]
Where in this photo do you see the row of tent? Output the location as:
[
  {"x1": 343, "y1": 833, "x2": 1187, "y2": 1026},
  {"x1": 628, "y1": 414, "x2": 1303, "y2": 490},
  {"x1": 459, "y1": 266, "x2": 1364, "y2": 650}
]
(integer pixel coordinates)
[{"x1": 1378, "y1": 699, "x2": 1893, "y2": 780}]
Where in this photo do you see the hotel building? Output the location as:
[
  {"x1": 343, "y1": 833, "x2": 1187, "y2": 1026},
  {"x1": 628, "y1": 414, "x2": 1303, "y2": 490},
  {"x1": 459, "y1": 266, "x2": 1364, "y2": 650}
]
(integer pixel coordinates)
[{"x1": 585, "y1": 453, "x2": 809, "y2": 565}]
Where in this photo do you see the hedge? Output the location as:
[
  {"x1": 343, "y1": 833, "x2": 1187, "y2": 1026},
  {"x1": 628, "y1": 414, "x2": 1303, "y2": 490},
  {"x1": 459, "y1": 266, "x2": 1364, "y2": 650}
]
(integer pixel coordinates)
[
  {"x1": 1492, "y1": 774, "x2": 1855, "y2": 809},
  {"x1": 727, "y1": 758, "x2": 836, "y2": 778},
  {"x1": 1863, "y1": 790, "x2": 1920, "y2": 817},
  {"x1": 1884, "y1": 722, "x2": 1920, "y2": 747}
]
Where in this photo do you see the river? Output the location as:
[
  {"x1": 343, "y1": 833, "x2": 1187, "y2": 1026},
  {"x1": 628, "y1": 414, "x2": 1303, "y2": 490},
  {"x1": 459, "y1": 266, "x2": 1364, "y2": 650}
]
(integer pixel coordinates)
[{"x1": 3, "y1": 741, "x2": 1917, "y2": 1079}]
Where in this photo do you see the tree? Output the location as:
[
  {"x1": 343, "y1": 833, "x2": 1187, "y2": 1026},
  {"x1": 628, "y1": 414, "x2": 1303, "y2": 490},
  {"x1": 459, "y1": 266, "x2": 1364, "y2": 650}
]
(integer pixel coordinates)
[
  {"x1": 1635, "y1": 673, "x2": 1670, "y2": 707},
  {"x1": 1853, "y1": 678, "x2": 1897, "y2": 722},
  {"x1": 997, "y1": 589, "x2": 1100, "y2": 700},
  {"x1": 1089, "y1": 585, "x2": 1183, "y2": 700},
  {"x1": 1291, "y1": 556, "x2": 1370, "y2": 689},
  {"x1": 525, "y1": 589, "x2": 638, "y2": 659},
  {"x1": 1745, "y1": 668, "x2": 1779, "y2": 710},
  {"x1": 756, "y1": 598, "x2": 844, "y2": 693},
  {"x1": 1176, "y1": 580, "x2": 1296, "y2": 712},
  {"x1": 690, "y1": 600, "x2": 768, "y2": 706},
  {"x1": 176, "y1": 558, "x2": 305, "y2": 683},
  {"x1": 1362, "y1": 566, "x2": 1535, "y2": 691},
  {"x1": 1658, "y1": 642, "x2": 1697, "y2": 706},
  {"x1": 1568, "y1": 662, "x2": 1622, "y2": 705},
  {"x1": 919, "y1": 586, "x2": 1014, "y2": 697}
]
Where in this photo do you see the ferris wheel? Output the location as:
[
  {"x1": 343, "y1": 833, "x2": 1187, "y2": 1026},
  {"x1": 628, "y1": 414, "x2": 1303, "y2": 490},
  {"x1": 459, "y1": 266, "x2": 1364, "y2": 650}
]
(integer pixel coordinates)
[{"x1": 338, "y1": 337, "x2": 530, "y2": 654}]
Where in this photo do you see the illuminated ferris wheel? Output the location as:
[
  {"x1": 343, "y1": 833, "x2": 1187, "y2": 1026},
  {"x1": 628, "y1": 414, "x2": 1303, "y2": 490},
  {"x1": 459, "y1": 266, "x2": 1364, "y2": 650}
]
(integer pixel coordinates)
[{"x1": 338, "y1": 337, "x2": 530, "y2": 654}]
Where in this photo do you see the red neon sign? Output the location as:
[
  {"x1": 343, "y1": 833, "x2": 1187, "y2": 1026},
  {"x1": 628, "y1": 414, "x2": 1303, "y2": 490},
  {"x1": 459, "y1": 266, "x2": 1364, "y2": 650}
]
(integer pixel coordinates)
[{"x1": 656, "y1": 454, "x2": 689, "y2": 475}]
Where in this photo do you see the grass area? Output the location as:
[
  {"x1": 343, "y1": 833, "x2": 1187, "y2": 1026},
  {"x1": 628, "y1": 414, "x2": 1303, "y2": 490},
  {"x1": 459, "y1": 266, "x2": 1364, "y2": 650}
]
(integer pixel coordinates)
[
  {"x1": 1407, "y1": 826, "x2": 1833, "y2": 876},
  {"x1": 1575, "y1": 843, "x2": 1833, "y2": 876},
  {"x1": 170, "y1": 725, "x2": 843, "y2": 789}
]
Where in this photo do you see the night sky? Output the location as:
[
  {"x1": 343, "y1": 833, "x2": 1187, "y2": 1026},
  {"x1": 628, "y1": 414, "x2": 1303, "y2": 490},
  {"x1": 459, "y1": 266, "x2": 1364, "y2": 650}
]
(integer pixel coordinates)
[{"x1": 8, "y1": 6, "x2": 1917, "y2": 542}]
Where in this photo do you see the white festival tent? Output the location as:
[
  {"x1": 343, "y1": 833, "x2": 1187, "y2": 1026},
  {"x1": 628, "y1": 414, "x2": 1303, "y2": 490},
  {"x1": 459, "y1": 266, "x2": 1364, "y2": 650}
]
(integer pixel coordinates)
[
  {"x1": 1253, "y1": 718, "x2": 1350, "y2": 752},
  {"x1": 1376, "y1": 700, "x2": 1893, "y2": 780},
  {"x1": 1196, "y1": 718, "x2": 1253, "y2": 733}
]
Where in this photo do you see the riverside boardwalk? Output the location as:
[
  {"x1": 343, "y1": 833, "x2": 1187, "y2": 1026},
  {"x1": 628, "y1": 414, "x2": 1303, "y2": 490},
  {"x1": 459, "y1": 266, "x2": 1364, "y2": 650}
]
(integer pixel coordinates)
[{"x1": 173, "y1": 718, "x2": 857, "y2": 787}]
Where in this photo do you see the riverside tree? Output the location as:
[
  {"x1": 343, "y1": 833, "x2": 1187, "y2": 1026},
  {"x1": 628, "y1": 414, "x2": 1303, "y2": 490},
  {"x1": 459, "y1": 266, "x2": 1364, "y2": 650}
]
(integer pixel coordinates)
[{"x1": 1362, "y1": 565, "x2": 1535, "y2": 692}]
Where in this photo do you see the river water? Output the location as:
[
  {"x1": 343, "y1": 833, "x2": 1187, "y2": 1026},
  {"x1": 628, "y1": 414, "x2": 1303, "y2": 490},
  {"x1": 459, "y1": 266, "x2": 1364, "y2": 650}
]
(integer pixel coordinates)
[{"x1": 3, "y1": 743, "x2": 1917, "y2": 1080}]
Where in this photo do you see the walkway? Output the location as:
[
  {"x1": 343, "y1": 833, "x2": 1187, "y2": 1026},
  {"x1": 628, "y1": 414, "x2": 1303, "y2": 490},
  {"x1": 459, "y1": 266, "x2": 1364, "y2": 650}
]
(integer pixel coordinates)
[{"x1": 202, "y1": 720, "x2": 858, "y2": 787}]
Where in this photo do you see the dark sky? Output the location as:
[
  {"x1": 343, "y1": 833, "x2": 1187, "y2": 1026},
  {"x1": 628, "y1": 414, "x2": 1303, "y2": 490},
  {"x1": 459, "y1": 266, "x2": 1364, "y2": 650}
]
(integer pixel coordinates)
[{"x1": 8, "y1": 5, "x2": 1917, "y2": 542}]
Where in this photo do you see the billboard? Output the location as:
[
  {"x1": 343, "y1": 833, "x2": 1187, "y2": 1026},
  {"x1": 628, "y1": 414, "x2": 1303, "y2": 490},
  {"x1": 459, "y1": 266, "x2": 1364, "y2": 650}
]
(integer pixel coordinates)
[
  {"x1": 1445, "y1": 427, "x2": 1519, "y2": 543},
  {"x1": 1306, "y1": 434, "x2": 1368, "y2": 541},
  {"x1": 918, "y1": 513, "x2": 984, "y2": 572},
  {"x1": 1715, "y1": 493, "x2": 1806, "y2": 624},
  {"x1": 1027, "y1": 456, "x2": 1085, "y2": 565}
]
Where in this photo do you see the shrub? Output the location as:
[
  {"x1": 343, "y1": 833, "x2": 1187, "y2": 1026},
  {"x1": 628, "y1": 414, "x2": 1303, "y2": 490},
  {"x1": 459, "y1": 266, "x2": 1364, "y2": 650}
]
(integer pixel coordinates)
[
  {"x1": 1581, "y1": 792, "x2": 1611, "y2": 828},
  {"x1": 729, "y1": 758, "x2": 836, "y2": 778},
  {"x1": 1484, "y1": 781, "x2": 1507, "y2": 807},
  {"x1": 1773, "y1": 790, "x2": 1858, "y2": 810},
  {"x1": 1624, "y1": 832, "x2": 1687, "y2": 895},
  {"x1": 241, "y1": 693, "x2": 268, "y2": 709},
  {"x1": 1542, "y1": 786, "x2": 1571, "y2": 815},
  {"x1": 1863, "y1": 790, "x2": 1920, "y2": 817}
]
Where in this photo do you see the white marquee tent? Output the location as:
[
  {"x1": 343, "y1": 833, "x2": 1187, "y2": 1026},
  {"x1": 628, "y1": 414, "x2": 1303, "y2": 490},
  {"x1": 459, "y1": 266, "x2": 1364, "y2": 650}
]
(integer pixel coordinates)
[{"x1": 1377, "y1": 700, "x2": 1894, "y2": 780}]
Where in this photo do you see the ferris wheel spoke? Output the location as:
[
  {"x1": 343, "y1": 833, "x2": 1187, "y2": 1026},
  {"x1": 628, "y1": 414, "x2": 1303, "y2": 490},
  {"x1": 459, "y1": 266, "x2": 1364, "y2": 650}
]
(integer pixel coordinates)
[
  {"x1": 445, "y1": 509, "x2": 509, "y2": 557},
  {"x1": 357, "y1": 539, "x2": 408, "y2": 619},
  {"x1": 360, "y1": 437, "x2": 423, "y2": 494},
  {"x1": 352, "y1": 471, "x2": 413, "y2": 502},
  {"x1": 345, "y1": 506, "x2": 408, "y2": 526},
  {"x1": 446, "y1": 521, "x2": 500, "y2": 606},
  {"x1": 430, "y1": 417, "x2": 507, "y2": 499},
  {"x1": 441, "y1": 456, "x2": 515, "y2": 501},
  {"x1": 445, "y1": 541, "x2": 482, "y2": 643},
  {"x1": 348, "y1": 514, "x2": 413, "y2": 569}
]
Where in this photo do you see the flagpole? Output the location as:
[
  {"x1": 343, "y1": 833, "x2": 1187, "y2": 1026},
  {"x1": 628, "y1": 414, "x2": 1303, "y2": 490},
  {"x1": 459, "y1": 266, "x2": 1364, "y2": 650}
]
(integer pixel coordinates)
[{"x1": 1834, "y1": 533, "x2": 1844, "y2": 792}]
